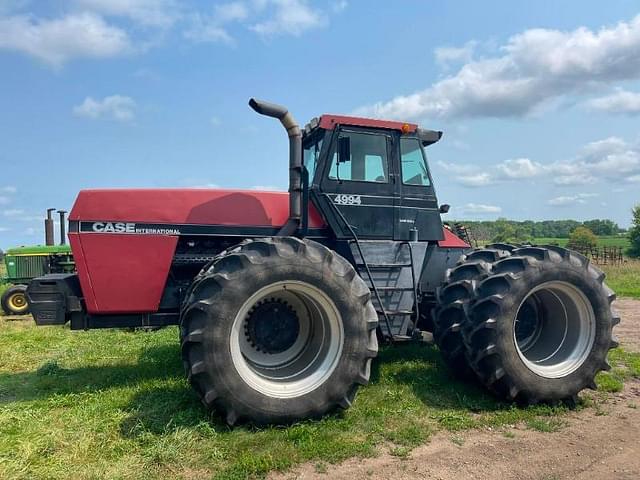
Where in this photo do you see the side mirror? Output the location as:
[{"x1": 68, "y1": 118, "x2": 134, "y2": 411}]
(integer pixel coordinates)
[
  {"x1": 417, "y1": 128, "x2": 443, "y2": 146},
  {"x1": 337, "y1": 137, "x2": 351, "y2": 163},
  {"x1": 439, "y1": 204, "x2": 450, "y2": 214}
]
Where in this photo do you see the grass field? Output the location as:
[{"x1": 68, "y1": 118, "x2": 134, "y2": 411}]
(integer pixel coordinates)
[
  {"x1": 533, "y1": 235, "x2": 631, "y2": 249},
  {"x1": 602, "y1": 260, "x2": 640, "y2": 299},
  {"x1": 525, "y1": 237, "x2": 639, "y2": 299},
  {"x1": 0, "y1": 320, "x2": 638, "y2": 480}
]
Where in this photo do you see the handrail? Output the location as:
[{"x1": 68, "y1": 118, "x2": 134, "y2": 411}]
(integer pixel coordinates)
[{"x1": 321, "y1": 194, "x2": 395, "y2": 342}]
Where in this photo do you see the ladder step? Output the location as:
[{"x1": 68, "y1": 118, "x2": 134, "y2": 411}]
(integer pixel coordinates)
[
  {"x1": 375, "y1": 309, "x2": 413, "y2": 316},
  {"x1": 368, "y1": 286, "x2": 415, "y2": 291},
  {"x1": 357, "y1": 263, "x2": 412, "y2": 269},
  {"x1": 392, "y1": 335, "x2": 413, "y2": 341}
]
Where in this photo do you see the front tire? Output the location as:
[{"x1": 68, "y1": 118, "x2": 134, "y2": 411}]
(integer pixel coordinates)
[
  {"x1": 180, "y1": 237, "x2": 378, "y2": 425},
  {"x1": 1, "y1": 285, "x2": 30, "y2": 315},
  {"x1": 463, "y1": 246, "x2": 619, "y2": 404}
]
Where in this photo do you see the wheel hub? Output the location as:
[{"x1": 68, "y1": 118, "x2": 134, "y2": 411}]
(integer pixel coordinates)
[
  {"x1": 514, "y1": 281, "x2": 596, "y2": 379},
  {"x1": 245, "y1": 299, "x2": 300, "y2": 354},
  {"x1": 9, "y1": 293, "x2": 26, "y2": 310}
]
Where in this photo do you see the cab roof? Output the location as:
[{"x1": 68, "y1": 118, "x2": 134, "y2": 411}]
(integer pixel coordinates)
[{"x1": 304, "y1": 115, "x2": 418, "y2": 135}]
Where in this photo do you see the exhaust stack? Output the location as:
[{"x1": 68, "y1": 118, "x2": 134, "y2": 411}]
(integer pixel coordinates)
[
  {"x1": 58, "y1": 210, "x2": 67, "y2": 245},
  {"x1": 45, "y1": 208, "x2": 55, "y2": 246},
  {"x1": 249, "y1": 98, "x2": 302, "y2": 236}
]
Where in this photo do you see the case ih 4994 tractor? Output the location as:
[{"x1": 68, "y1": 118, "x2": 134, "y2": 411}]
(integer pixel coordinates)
[{"x1": 27, "y1": 99, "x2": 618, "y2": 425}]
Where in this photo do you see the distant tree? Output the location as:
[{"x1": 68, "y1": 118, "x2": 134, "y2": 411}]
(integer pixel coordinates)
[
  {"x1": 628, "y1": 205, "x2": 640, "y2": 258},
  {"x1": 567, "y1": 226, "x2": 597, "y2": 252},
  {"x1": 491, "y1": 218, "x2": 530, "y2": 244},
  {"x1": 583, "y1": 219, "x2": 620, "y2": 236}
]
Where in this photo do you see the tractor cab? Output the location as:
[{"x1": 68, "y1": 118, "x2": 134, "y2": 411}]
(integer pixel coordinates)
[{"x1": 302, "y1": 115, "x2": 445, "y2": 242}]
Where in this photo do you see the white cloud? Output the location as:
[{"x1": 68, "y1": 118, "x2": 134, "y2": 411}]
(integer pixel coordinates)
[
  {"x1": 184, "y1": 17, "x2": 234, "y2": 44},
  {"x1": 552, "y1": 173, "x2": 596, "y2": 186},
  {"x1": 0, "y1": 186, "x2": 17, "y2": 194},
  {"x1": 251, "y1": 0, "x2": 326, "y2": 37},
  {"x1": 215, "y1": 2, "x2": 249, "y2": 23},
  {"x1": 435, "y1": 40, "x2": 477, "y2": 67},
  {"x1": 331, "y1": 0, "x2": 348, "y2": 13},
  {"x1": 358, "y1": 15, "x2": 640, "y2": 120},
  {"x1": 74, "y1": 0, "x2": 179, "y2": 28},
  {"x1": 73, "y1": 95, "x2": 137, "y2": 122},
  {"x1": 457, "y1": 173, "x2": 494, "y2": 187},
  {"x1": 2, "y1": 209, "x2": 24, "y2": 216},
  {"x1": 547, "y1": 193, "x2": 598, "y2": 206},
  {"x1": 210, "y1": 116, "x2": 222, "y2": 127},
  {"x1": 439, "y1": 135, "x2": 640, "y2": 188},
  {"x1": 183, "y1": 2, "x2": 249, "y2": 44},
  {"x1": 495, "y1": 158, "x2": 546, "y2": 179},
  {"x1": 436, "y1": 160, "x2": 477, "y2": 175},
  {"x1": 0, "y1": 13, "x2": 132, "y2": 66},
  {"x1": 586, "y1": 88, "x2": 640, "y2": 115},
  {"x1": 0, "y1": 226, "x2": 10, "y2": 232},
  {"x1": 460, "y1": 203, "x2": 502, "y2": 214}
]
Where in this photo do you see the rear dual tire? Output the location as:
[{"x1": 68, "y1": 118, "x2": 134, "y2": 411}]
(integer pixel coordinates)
[
  {"x1": 436, "y1": 245, "x2": 618, "y2": 404},
  {"x1": 180, "y1": 237, "x2": 378, "y2": 425}
]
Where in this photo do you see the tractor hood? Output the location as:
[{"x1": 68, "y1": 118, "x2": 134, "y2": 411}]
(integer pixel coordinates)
[
  {"x1": 67, "y1": 189, "x2": 326, "y2": 314},
  {"x1": 69, "y1": 188, "x2": 326, "y2": 228}
]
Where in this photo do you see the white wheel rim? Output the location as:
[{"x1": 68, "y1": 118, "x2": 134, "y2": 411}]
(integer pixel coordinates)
[
  {"x1": 514, "y1": 281, "x2": 596, "y2": 379},
  {"x1": 229, "y1": 281, "x2": 344, "y2": 399}
]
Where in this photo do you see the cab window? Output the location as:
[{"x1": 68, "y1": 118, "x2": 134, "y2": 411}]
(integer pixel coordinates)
[
  {"x1": 401, "y1": 138, "x2": 431, "y2": 186},
  {"x1": 303, "y1": 135, "x2": 323, "y2": 182},
  {"x1": 329, "y1": 131, "x2": 389, "y2": 183}
]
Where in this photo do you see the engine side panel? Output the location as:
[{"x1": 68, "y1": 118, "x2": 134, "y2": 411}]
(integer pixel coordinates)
[
  {"x1": 69, "y1": 189, "x2": 326, "y2": 314},
  {"x1": 71, "y1": 233, "x2": 178, "y2": 313}
]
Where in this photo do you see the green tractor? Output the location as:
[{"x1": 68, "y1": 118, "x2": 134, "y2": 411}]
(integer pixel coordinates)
[{"x1": 1, "y1": 209, "x2": 75, "y2": 315}]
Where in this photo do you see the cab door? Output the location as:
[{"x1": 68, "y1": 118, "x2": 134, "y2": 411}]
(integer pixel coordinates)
[
  {"x1": 317, "y1": 128, "x2": 397, "y2": 239},
  {"x1": 394, "y1": 136, "x2": 444, "y2": 241}
]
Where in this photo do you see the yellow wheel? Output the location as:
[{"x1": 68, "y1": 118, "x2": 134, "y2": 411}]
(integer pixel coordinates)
[{"x1": 1, "y1": 285, "x2": 30, "y2": 315}]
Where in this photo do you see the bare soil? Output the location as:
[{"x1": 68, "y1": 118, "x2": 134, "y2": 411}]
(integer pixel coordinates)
[
  {"x1": 272, "y1": 298, "x2": 640, "y2": 480},
  {"x1": 615, "y1": 298, "x2": 640, "y2": 353}
]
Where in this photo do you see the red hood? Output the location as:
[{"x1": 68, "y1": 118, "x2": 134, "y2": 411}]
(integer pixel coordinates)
[{"x1": 70, "y1": 188, "x2": 326, "y2": 227}]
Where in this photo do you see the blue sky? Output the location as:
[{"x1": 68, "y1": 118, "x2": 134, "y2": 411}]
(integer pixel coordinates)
[{"x1": 1, "y1": 0, "x2": 640, "y2": 247}]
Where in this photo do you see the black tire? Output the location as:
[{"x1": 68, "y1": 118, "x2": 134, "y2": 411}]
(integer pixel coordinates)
[
  {"x1": 180, "y1": 237, "x2": 378, "y2": 425},
  {"x1": 1, "y1": 285, "x2": 30, "y2": 315},
  {"x1": 433, "y1": 245, "x2": 513, "y2": 377},
  {"x1": 463, "y1": 245, "x2": 619, "y2": 404}
]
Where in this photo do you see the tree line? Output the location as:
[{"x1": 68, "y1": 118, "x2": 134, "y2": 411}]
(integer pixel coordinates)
[{"x1": 455, "y1": 218, "x2": 624, "y2": 243}]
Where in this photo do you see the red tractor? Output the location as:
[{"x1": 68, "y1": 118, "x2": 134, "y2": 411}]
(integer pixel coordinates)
[{"x1": 27, "y1": 99, "x2": 618, "y2": 425}]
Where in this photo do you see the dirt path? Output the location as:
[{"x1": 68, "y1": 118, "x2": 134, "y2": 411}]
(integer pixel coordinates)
[
  {"x1": 273, "y1": 298, "x2": 640, "y2": 480},
  {"x1": 614, "y1": 298, "x2": 640, "y2": 353},
  {"x1": 274, "y1": 381, "x2": 640, "y2": 480}
]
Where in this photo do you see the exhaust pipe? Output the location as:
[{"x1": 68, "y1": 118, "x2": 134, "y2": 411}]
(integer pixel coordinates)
[
  {"x1": 58, "y1": 210, "x2": 67, "y2": 245},
  {"x1": 249, "y1": 98, "x2": 302, "y2": 236},
  {"x1": 45, "y1": 208, "x2": 55, "y2": 246}
]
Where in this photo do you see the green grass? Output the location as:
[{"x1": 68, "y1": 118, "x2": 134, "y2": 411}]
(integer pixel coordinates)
[
  {"x1": 0, "y1": 320, "x2": 638, "y2": 479},
  {"x1": 530, "y1": 237, "x2": 640, "y2": 299},
  {"x1": 601, "y1": 260, "x2": 640, "y2": 299},
  {"x1": 533, "y1": 235, "x2": 631, "y2": 249}
]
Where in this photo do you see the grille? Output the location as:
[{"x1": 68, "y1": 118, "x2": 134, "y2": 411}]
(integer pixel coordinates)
[{"x1": 15, "y1": 256, "x2": 47, "y2": 279}]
